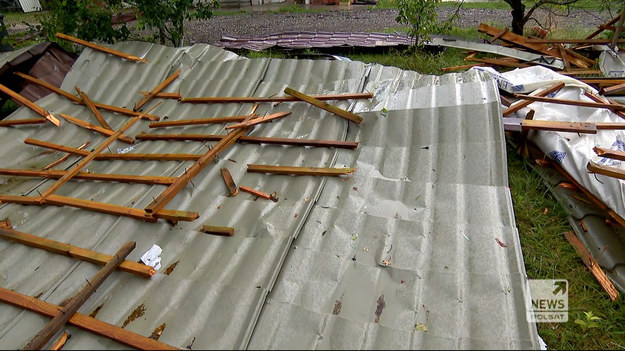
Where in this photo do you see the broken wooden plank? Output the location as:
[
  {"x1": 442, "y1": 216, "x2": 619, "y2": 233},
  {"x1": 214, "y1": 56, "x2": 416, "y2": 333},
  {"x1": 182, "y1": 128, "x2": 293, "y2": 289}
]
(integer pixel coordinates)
[
  {"x1": 149, "y1": 115, "x2": 249, "y2": 128},
  {"x1": 0, "y1": 118, "x2": 46, "y2": 127},
  {"x1": 225, "y1": 111, "x2": 291, "y2": 129},
  {"x1": 488, "y1": 28, "x2": 509, "y2": 43},
  {"x1": 512, "y1": 93, "x2": 625, "y2": 112},
  {"x1": 56, "y1": 33, "x2": 148, "y2": 63},
  {"x1": 50, "y1": 331, "x2": 69, "y2": 351},
  {"x1": 14, "y1": 72, "x2": 160, "y2": 121},
  {"x1": 557, "y1": 44, "x2": 572, "y2": 72},
  {"x1": 284, "y1": 87, "x2": 363, "y2": 124},
  {"x1": 139, "y1": 92, "x2": 181, "y2": 99},
  {"x1": 200, "y1": 225, "x2": 235, "y2": 236},
  {"x1": 247, "y1": 164, "x2": 356, "y2": 176},
  {"x1": 24, "y1": 241, "x2": 136, "y2": 350},
  {"x1": 599, "y1": 82, "x2": 625, "y2": 95},
  {"x1": 135, "y1": 133, "x2": 359, "y2": 149},
  {"x1": 43, "y1": 142, "x2": 91, "y2": 170},
  {"x1": 560, "y1": 69, "x2": 603, "y2": 76},
  {"x1": 75, "y1": 87, "x2": 112, "y2": 130},
  {"x1": 594, "y1": 146, "x2": 625, "y2": 161},
  {"x1": 0, "y1": 287, "x2": 179, "y2": 350},
  {"x1": 180, "y1": 92, "x2": 373, "y2": 104},
  {"x1": 0, "y1": 226, "x2": 155, "y2": 278},
  {"x1": 521, "y1": 119, "x2": 597, "y2": 133},
  {"x1": 587, "y1": 161, "x2": 625, "y2": 181},
  {"x1": 145, "y1": 114, "x2": 258, "y2": 214},
  {"x1": 563, "y1": 231, "x2": 620, "y2": 301},
  {"x1": 38, "y1": 103, "x2": 159, "y2": 201},
  {"x1": 466, "y1": 56, "x2": 530, "y2": 68},
  {"x1": 239, "y1": 185, "x2": 275, "y2": 201},
  {"x1": 502, "y1": 82, "x2": 565, "y2": 117},
  {"x1": 59, "y1": 113, "x2": 134, "y2": 144},
  {"x1": 134, "y1": 68, "x2": 180, "y2": 112},
  {"x1": 586, "y1": 14, "x2": 622, "y2": 40},
  {"x1": 220, "y1": 168, "x2": 238, "y2": 196},
  {"x1": 0, "y1": 83, "x2": 60, "y2": 126},
  {"x1": 0, "y1": 168, "x2": 177, "y2": 185}
]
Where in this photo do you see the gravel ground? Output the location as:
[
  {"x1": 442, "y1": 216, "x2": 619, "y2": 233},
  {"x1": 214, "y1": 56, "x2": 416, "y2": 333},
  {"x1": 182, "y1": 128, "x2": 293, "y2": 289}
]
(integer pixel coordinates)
[{"x1": 182, "y1": 6, "x2": 612, "y2": 45}]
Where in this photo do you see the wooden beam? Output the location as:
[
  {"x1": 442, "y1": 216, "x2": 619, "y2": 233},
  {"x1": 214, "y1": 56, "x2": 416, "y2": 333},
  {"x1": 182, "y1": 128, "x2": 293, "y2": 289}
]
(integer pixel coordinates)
[
  {"x1": 0, "y1": 226, "x2": 155, "y2": 278},
  {"x1": 139, "y1": 92, "x2": 181, "y2": 99},
  {"x1": 199, "y1": 225, "x2": 235, "y2": 236},
  {"x1": 24, "y1": 241, "x2": 136, "y2": 350},
  {"x1": 563, "y1": 231, "x2": 620, "y2": 301},
  {"x1": 220, "y1": 168, "x2": 238, "y2": 196},
  {"x1": 488, "y1": 28, "x2": 509, "y2": 44},
  {"x1": 56, "y1": 33, "x2": 148, "y2": 63},
  {"x1": 247, "y1": 164, "x2": 356, "y2": 176},
  {"x1": 284, "y1": 87, "x2": 363, "y2": 124},
  {"x1": 50, "y1": 331, "x2": 69, "y2": 351},
  {"x1": 59, "y1": 113, "x2": 134, "y2": 144},
  {"x1": 135, "y1": 133, "x2": 359, "y2": 149},
  {"x1": 149, "y1": 115, "x2": 249, "y2": 128},
  {"x1": 599, "y1": 82, "x2": 625, "y2": 95},
  {"x1": 560, "y1": 69, "x2": 603, "y2": 77},
  {"x1": 0, "y1": 287, "x2": 179, "y2": 350},
  {"x1": 0, "y1": 168, "x2": 177, "y2": 185},
  {"x1": 145, "y1": 115, "x2": 257, "y2": 214},
  {"x1": 502, "y1": 82, "x2": 565, "y2": 117},
  {"x1": 0, "y1": 83, "x2": 60, "y2": 126},
  {"x1": 180, "y1": 92, "x2": 374, "y2": 104},
  {"x1": 134, "y1": 69, "x2": 180, "y2": 112},
  {"x1": 512, "y1": 93, "x2": 625, "y2": 111},
  {"x1": 588, "y1": 161, "x2": 625, "y2": 181},
  {"x1": 239, "y1": 185, "x2": 275, "y2": 201},
  {"x1": 466, "y1": 56, "x2": 531, "y2": 68},
  {"x1": 38, "y1": 103, "x2": 159, "y2": 201},
  {"x1": 527, "y1": 38, "x2": 625, "y2": 44},
  {"x1": 557, "y1": 44, "x2": 572, "y2": 72},
  {"x1": 14, "y1": 72, "x2": 160, "y2": 121},
  {"x1": 75, "y1": 87, "x2": 112, "y2": 130},
  {"x1": 43, "y1": 142, "x2": 91, "y2": 171},
  {"x1": 586, "y1": 14, "x2": 622, "y2": 39},
  {"x1": 579, "y1": 78, "x2": 625, "y2": 85},
  {"x1": 0, "y1": 118, "x2": 46, "y2": 127},
  {"x1": 521, "y1": 119, "x2": 597, "y2": 133},
  {"x1": 594, "y1": 146, "x2": 625, "y2": 161},
  {"x1": 225, "y1": 111, "x2": 291, "y2": 129}
]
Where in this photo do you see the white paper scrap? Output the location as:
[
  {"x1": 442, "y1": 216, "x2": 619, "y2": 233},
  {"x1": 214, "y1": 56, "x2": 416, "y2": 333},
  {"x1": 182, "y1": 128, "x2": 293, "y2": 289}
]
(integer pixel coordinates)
[{"x1": 140, "y1": 244, "x2": 162, "y2": 271}]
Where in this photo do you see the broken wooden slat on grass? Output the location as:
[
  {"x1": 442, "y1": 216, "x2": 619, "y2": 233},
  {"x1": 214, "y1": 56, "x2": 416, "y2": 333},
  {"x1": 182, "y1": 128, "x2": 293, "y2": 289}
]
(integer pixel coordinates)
[
  {"x1": 239, "y1": 185, "x2": 275, "y2": 201},
  {"x1": 563, "y1": 231, "x2": 620, "y2": 301},
  {"x1": 247, "y1": 164, "x2": 356, "y2": 176},
  {"x1": 75, "y1": 87, "x2": 112, "y2": 130},
  {"x1": 225, "y1": 111, "x2": 291, "y2": 129},
  {"x1": 284, "y1": 87, "x2": 363, "y2": 124},
  {"x1": 14, "y1": 72, "x2": 160, "y2": 121},
  {"x1": 0, "y1": 118, "x2": 47, "y2": 127},
  {"x1": 149, "y1": 115, "x2": 250, "y2": 128},
  {"x1": 587, "y1": 161, "x2": 625, "y2": 181},
  {"x1": 134, "y1": 68, "x2": 181, "y2": 112},
  {"x1": 135, "y1": 132, "x2": 359, "y2": 149},
  {"x1": 56, "y1": 33, "x2": 148, "y2": 63},
  {"x1": 145, "y1": 114, "x2": 258, "y2": 214},
  {"x1": 220, "y1": 168, "x2": 238, "y2": 196},
  {"x1": 0, "y1": 287, "x2": 179, "y2": 350},
  {"x1": 200, "y1": 225, "x2": 235, "y2": 236},
  {"x1": 0, "y1": 226, "x2": 155, "y2": 278},
  {"x1": 0, "y1": 83, "x2": 61, "y2": 127},
  {"x1": 511, "y1": 93, "x2": 625, "y2": 112},
  {"x1": 43, "y1": 142, "x2": 91, "y2": 171},
  {"x1": 502, "y1": 82, "x2": 565, "y2": 117},
  {"x1": 0, "y1": 168, "x2": 177, "y2": 185},
  {"x1": 24, "y1": 241, "x2": 136, "y2": 350},
  {"x1": 59, "y1": 113, "x2": 135, "y2": 144},
  {"x1": 180, "y1": 92, "x2": 373, "y2": 104}
]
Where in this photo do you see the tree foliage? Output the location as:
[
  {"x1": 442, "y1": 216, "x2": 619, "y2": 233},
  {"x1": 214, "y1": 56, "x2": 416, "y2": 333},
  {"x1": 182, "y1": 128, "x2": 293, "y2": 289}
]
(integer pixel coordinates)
[
  {"x1": 502, "y1": 0, "x2": 583, "y2": 35},
  {"x1": 395, "y1": 0, "x2": 446, "y2": 46}
]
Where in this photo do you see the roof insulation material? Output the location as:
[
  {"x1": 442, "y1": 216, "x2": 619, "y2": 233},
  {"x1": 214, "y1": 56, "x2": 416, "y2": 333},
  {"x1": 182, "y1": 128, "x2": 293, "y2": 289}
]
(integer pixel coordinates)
[{"x1": 0, "y1": 42, "x2": 538, "y2": 349}]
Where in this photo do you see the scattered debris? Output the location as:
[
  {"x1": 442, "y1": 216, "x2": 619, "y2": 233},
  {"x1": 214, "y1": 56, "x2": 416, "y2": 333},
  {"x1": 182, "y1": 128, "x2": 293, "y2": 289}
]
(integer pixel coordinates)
[
  {"x1": 495, "y1": 238, "x2": 508, "y2": 248},
  {"x1": 122, "y1": 304, "x2": 147, "y2": 329},
  {"x1": 164, "y1": 260, "x2": 180, "y2": 275},
  {"x1": 374, "y1": 295, "x2": 385, "y2": 323},
  {"x1": 149, "y1": 323, "x2": 167, "y2": 340}
]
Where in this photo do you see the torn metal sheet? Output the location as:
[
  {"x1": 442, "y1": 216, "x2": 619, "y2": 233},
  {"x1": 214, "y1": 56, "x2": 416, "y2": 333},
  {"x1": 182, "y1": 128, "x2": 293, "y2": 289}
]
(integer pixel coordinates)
[
  {"x1": 215, "y1": 31, "x2": 415, "y2": 51},
  {"x1": 428, "y1": 37, "x2": 564, "y2": 70},
  {"x1": 599, "y1": 50, "x2": 625, "y2": 77}
]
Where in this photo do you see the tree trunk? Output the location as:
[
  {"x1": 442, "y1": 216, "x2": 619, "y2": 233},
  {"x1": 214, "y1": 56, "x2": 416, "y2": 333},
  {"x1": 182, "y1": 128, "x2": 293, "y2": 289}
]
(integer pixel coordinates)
[{"x1": 505, "y1": 0, "x2": 526, "y2": 35}]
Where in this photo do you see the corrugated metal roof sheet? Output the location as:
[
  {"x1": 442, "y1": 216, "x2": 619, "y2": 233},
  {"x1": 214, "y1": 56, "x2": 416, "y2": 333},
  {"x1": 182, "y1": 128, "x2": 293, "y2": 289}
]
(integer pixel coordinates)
[{"x1": 0, "y1": 41, "x2": 538, "y2": 349}]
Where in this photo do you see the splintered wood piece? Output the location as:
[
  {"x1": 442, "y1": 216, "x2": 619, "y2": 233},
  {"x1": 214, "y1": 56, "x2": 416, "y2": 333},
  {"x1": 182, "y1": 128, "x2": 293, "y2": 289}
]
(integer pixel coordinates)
[
  {"x1": 521, "y1": 119, "x2": 597, "y2": 133},
  {"x1": 557, "y1": 44, "x2": 572, "y2": 72},
  {"x1": 0, "y1": 287, "x2": 179, "y2": 350},
  {"x1": 225, "y1": 111, "x2": 291, "y2": 129},
  {"x1": 38, "y1": 103, "x2": 156, "y2": 201},
  {"x1": 14, "y1": 72, "x2": 160, "y2": 121},
  {"x1": 134, "y1": 68, "x2": 180, "y2": 112},
  {"x1": 488, "y1": 28, "x2": 509, "y2": 43},
  {"x1": 588, "y1": 161, "x2": 625, "y2": 181},
  {"x1": 59, "y1": 113, "x2": 134, "y2": 144},
  {"x1": 593, "y1": 146, "x2": 625, "y2": 161},
  {"x1": 135, "y1": 133, "x2": 359, "y2": 149},
  {"x1": 56, "y1": 33, "x2": 148, "y2": 63},
  {"x1": 24, "y1": 241, "x2": 136, "y2": 350},
  {"x1": 284, "y1": 87, "x2": 363, "y2": 124},
  {"x1": 0, "y1": 83, "x2": 60, "y2": 126},
  {"x1": 144, "y1": 114, "x2": 258, "y2": 214},
  {"x1": 180, "y1": 92, "x2": 373, "y2": 104},
  {"x1": 75, "y1": 87, "x2": 112, "y2": 130},
  {"x1": 0, "y1": 194, "x2": 198, "y2": 223},
  {"x1": 239, "y1": 185, "x2": 273, "y2": 200},
  {"x1": 200, "y1": 225, "x2": 235, "y2": 236},
  {"x1": 43, "y1": 142, "x2": 91, "y2": 170},
  {"x1": 149, "y1": 115, "x2": 250, "y2": 128},
  {"x1": 0, "y1": 118, "x2": 46, "y2": 127},
  {"x1": 220, "y1": 168, "x2": 238, "y2": 196},
  {"x1": 247, "y1": 164, "x2": 356, "y2": 176},
  {"x1": 50, "y1": 331, "x2": 69, "y2": 350},
  {"x1": 0, "y1": 168, "x2": 178, "y2": 185},
  {"x1": 0, "y1": 227, "x2": 155, "y2": 278},
  {"x1": 503, "y1": 82, "x2": 565, "y2": 116},
  {"x1": 512, "y1": 93, "x2": 625, "y2": 111},
  {"x1": 563, "y1": 231, "x2": 620, "y2": 301}
]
